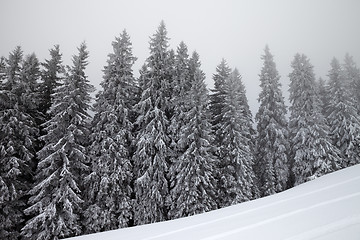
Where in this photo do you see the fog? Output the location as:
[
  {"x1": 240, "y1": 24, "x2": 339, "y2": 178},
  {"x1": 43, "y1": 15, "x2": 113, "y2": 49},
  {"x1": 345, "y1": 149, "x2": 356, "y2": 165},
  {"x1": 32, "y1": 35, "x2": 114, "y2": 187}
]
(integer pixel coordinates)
[{"x1": 1, "y1": 0, "x2": 359, "y2": 114}]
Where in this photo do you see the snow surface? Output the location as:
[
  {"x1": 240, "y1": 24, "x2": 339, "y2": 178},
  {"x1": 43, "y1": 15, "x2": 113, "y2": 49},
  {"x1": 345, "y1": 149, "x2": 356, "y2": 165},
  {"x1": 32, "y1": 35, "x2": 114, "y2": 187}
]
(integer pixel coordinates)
[{"x1": 68, "y1": 164, "x2": 360, "y2": 240}]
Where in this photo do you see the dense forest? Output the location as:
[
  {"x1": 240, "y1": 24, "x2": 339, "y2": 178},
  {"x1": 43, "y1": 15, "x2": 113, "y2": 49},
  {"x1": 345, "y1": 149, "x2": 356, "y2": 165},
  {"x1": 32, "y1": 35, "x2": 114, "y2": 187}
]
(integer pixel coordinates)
[{"x1": 1, "y1": 21, "x2": 359, "y2": 239}]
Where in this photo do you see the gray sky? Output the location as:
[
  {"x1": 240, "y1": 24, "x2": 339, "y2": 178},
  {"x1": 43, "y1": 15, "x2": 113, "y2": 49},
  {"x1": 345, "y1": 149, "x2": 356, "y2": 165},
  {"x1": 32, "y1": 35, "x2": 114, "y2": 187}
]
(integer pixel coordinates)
[{"x1": 1, "y1": 0, "x2": 360, "y2": 115}]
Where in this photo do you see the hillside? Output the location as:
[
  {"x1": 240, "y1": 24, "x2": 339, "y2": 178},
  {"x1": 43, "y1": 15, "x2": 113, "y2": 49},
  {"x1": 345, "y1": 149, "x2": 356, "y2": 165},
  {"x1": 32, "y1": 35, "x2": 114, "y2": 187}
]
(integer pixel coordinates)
[{"x1": 68, "y1": 164, "x2": 360, "y2": 240}]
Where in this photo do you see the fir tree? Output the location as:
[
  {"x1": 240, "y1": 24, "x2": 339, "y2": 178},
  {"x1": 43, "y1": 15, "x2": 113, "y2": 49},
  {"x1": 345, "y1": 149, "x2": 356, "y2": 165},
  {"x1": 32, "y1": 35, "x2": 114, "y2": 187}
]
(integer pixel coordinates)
[
  {"x1": 218, "y1": 68, "x2": 257, "y2": 206},
  {"x1": 343, "y1": 53, "x2": 360, "y2": 113},
  {"x1": 137, "y1": 64, "x2": 149, "y2": 94},
  {"x1": 326, "y1": 58, "x2": 360, "y2": 168},
  {"x1": 0, "y1": 47, "x2": 40, "y2": 239},
  {"x1": 39, "y1": 45, "x2": 63, "y2": 117},
  {"x1": 168, "y1": 52, "x2": 218, "y2": 219},
  {"x1": 0, "y1": 57, "x2": 6, "y2": 83},
  {"x1": 133, "y1": 21, "x2": 172, "y2": 225},
  {"x1": 168, "y1": 41, "x2": 191, "y2": 185},
  {"x1": 21, "y1": 53, "x2": 44, "y2": 129},
  {"x1": 316, "y1": 77, "x2": 330, "y2": 117},
  {"x1": 209, "y1": 59, "x2": 231, "y2": 152},
  {"x1": 84, "y1": 30, "x2": 136, "y2": 233},
  {"x1": 22, "y1": 43, "x2": 94, "y2": 239},
  {"x1": 289, "y1": 54, "x2": 341, "y2": 186},
  {"x1": 255, "y1": 46, "x2": 289, "y2": 196}
]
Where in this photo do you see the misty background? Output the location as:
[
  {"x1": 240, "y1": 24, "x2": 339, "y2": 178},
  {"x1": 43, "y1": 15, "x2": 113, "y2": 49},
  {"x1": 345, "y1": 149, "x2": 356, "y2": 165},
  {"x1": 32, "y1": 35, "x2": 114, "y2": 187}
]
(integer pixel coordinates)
[{"x1": 1, "y1": 0, "x2": 359, "y2": 114}]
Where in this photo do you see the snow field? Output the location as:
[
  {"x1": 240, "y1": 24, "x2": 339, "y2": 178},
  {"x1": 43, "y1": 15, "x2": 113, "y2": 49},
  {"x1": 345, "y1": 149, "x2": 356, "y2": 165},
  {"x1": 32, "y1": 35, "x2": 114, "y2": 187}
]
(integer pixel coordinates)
[{"x1": 68, "y1": 164, "x2": 360, "y2": 240}]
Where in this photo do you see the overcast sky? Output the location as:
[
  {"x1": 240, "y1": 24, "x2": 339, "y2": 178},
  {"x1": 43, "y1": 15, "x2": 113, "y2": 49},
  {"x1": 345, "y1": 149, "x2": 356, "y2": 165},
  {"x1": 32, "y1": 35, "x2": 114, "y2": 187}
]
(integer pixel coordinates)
[{"x1": 1, "y1": 0, "x2": 360, "y2": 114}]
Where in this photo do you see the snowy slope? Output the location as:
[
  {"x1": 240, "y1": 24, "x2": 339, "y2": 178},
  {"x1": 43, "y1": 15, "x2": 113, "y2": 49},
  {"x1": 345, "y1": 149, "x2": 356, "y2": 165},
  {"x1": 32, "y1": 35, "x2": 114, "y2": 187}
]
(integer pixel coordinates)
[{"x1": 68, "y1": 164, "x2": 360, "y2": 240}]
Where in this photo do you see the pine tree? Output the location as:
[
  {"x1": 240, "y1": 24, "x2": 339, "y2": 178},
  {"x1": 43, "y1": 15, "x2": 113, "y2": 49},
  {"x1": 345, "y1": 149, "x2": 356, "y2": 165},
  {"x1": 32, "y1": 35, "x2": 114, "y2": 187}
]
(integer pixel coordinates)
[
  {"x1": 343, "y1": 53, "x2": 360, "y2": 113},
  {"x1": 84, "y1": 30, "x2": 136, "y2": 233},
  {"x1": 168, "y1": 41, "x2": 190, "y2": 184},
  {"x1": 0, "y1": 47, "x2": 40, "y2": 239},
  {"x1": 20, "y1": 51, "x2": 42, "y2": 155},
  {"x1": 217, "y1": 68, "x2": 257, "y2": 206},
  {"x1": 22, "y1": 43, "x2": 94, "y2": 239},
  {"x1": 255, "y1": 46, "x2": 289, "y2": 196},
  {"x1": 326, "y1": 58, "x2": 360, "y2": 168},
  {"x1": 168, "y1": 52, "x2": 218, "y2": 219},
  {"x1": 133, "y1": 21, "x2": 172, "y2": 225},
  {"x1": 289, "y1": 54, "x2": 341, "y2": 186},
  {"x1": 235, "y1": 70, "x2": 259, "y2": 199},
  {"x1": 39, "y1": 45, "x2": 63, "y2": 117},
  {"x1": 209, "y1": 59, "x2": 231, "y2": 152},
  {"x1": 0, "y1": 57, "x2": 6, "y2": 83},
  {"x1": 316, "y1": 77, "x2": 330, "y2": 117}
]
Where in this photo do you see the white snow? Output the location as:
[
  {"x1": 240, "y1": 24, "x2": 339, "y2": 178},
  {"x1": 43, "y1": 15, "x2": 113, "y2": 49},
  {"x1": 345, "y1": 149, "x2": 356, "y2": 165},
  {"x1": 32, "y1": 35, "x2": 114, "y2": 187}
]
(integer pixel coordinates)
[{"x1": 68, "y1": 164, "x2": 360, "y2": 240}]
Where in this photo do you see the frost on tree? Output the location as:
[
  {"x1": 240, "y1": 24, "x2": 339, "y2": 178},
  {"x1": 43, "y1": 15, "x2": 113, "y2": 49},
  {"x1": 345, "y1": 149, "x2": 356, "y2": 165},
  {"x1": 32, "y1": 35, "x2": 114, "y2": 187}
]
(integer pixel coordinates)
[
  {"x1": 39, "y1": 45, "x2": 64, "y2": 117},
  {"x1": 326, "y1": 58, "x2": 360, "y2": 168},
  {"x1": 22, "y1": 43, "x2": 94, "y2": 240},
  {"x1": 133, "y1": 21, "x2": 173, "y2": 225},
  {"x1": 343, "y1": 53, "x2": 360, "y2": 113},
  {"x1": 218, "y1": 68, "x2": 257, "y2": 206},
  {"x1": 168, "y1": 52, "x2": 218, "y2": 219},
  {"x1": 84, "y1": 30, "x2": 136, "y2": 233},
  {"x1": 255, "y1": 46, "x2": 289, "y2": 196},
  {"x1": 209, "y1": 59, "x2": 231, "y2": 154},
  {"x1": 168, "y1": 41, "x2": 190, "y2": 162},
  {"x1": 316, "y1": 77, "x2": 330, "y2": 117},
  {"x1": 0, "y1": 47, "x2": 40, "y2": 239},
  {"x1": 289, "y1": 54, "x2": 341, "y2": 186}
]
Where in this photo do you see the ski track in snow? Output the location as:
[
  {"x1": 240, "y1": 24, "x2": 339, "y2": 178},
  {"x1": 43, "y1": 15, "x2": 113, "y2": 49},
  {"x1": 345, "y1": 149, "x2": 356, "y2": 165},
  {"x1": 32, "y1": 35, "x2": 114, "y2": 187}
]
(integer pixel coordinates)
[
  {"x1": 141, "y1": 175, "x2": 360, "y2": 240},
  {"x1": 200, "y1": 193, "x2": 360, "y2": 240},
  {"x1": 283, "y1": 215, "x2": 360, "y2": 240}
]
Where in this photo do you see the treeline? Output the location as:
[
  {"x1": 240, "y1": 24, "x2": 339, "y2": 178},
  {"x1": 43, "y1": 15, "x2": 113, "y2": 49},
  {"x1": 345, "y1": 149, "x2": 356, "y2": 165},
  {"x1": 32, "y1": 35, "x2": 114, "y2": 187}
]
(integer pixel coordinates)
[{"x1": 1, "y1": 21, "x2": 359, "y2": 239}]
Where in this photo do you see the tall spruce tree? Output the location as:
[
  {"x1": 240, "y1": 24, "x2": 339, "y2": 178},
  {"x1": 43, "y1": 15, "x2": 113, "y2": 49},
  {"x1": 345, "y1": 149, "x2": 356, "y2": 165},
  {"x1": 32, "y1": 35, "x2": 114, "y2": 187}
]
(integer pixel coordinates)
[
  {"x1": 83, "y1": 30, "x2": 136, "y2": 233},
  {"x1": 326, "y1": 58, "x2": 360, "y2": 168},
  {"x1": 0, "y1": 57, "x2": 6, "y2": 83},
  {"x1": 21, "y1": 53, "x2": 43, "y2": 130},
  {"x1": 289, "y1": 54, "x2": 341, "y2": 186},
  {"x1": 133, "y1": 21, "x2": 172, "y2": 225},
  {"x1": 39, "y1": 45, "x2": 63, "y2": 117},
  {"x1": 255, "y1": 46, "x2": 289, "y2": 196},
  {"x1": 316, "y1": 77, "x2": 330, "y2": 117},
  {"x1": 217, "y1": 68, "x2": 257, "y2": 206},
  {"x1": 209, "y1": 59, "x2": 231, "y2": 153},
  {"x1": 22, "y1": 43, "x2": 94, "y2": 239},
  {"x1": 168, "y1": 52, "x2": 218, "y2": 219},
  {"x1": 0, "y1": 47, "x2": 40, "y2": 239},
  {"x1": 168, "y1": 41, "x2": 191, "y2": 181},
  {"x1": 343, "y1": 53, "x2": 360, "y2": 113}
]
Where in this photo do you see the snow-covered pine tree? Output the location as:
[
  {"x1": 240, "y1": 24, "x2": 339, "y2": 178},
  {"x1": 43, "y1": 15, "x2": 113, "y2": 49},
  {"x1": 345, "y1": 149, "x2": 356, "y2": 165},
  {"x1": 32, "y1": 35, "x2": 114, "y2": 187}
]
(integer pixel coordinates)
[
  {"x1": 0, "y1": 57, "x2": 5, "y2": 82},
  {"x1": 237, "y1": 70, "x2": 256, "y2": 147},
  {"x1": 21, "y1": 53, "x2": 44, "y2": 130},
  {"x1": 255, "y1": 46, "x2": 289, "y2": 196},
  {"x1": 217, "y1": 68, "x2": 257, "y2": 206},
  {"x1": 168, "y1": 51, "x2": 218, "y2": 219},
  {"x1": 133, "y1": 21, "x2": 173, "y2": 225},
  {"x1": 343, "y1": 53, "x2": 360, "y2": 113},
  {"x1": 316, "y1": 77, "x2": 330, "y2": 117},
  {"x1": 289, "y1": 54, "x2": 341, "y2": 186},
  {"x1": 326, "y1": 58, "x2": 360, "y2": 168},
  {"x1": 0, "y1": 47, "x2": 40, "y2": 239},
  {"x1": 167, "y1": 42, "x2": 191, "y2": 203},
  {"x1": 169, "y1": 42, "x2": 190, "y2": 137},
  {"x1": 39, "y1": 45, "x2": 63, "y2": 117},
  {"x1": 234, "y1": 69, "x2": 259, "y2": 199},
  {"x1": 83, "y1": 30, "x2": 136, "y2": 233},
  {"x1": 137, "y1": 64, "x2": 149, "y2": 94},
  {"x1": 209, "y1": 59, "x2": 231, "y2": 153},
  {"x1": 20, "y1": 51, "x2": 43, "y2": 151},
  {"x1": 22, "y1": 42, "x2": 94, "y2": 239}
]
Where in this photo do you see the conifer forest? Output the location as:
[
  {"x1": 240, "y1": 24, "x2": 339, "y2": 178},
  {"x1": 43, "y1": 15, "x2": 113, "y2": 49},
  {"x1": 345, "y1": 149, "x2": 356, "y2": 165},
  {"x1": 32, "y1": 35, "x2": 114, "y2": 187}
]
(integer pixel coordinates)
[{"x1": 1, "y1": 21, "x2": 360, "y2": 239}]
